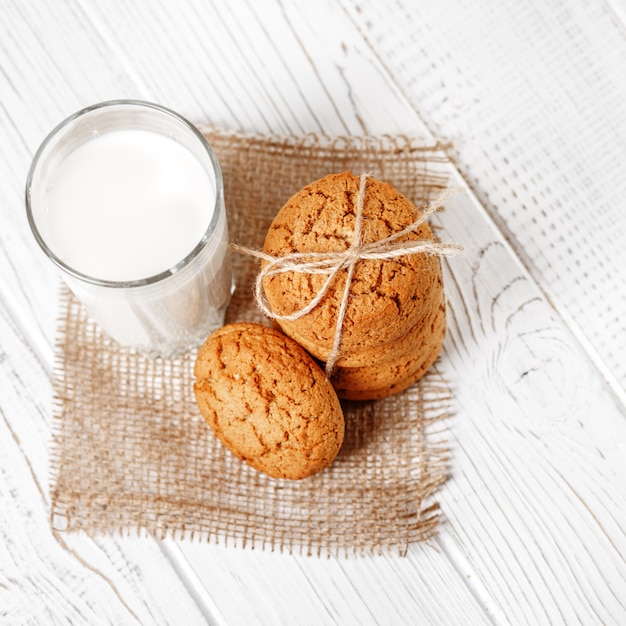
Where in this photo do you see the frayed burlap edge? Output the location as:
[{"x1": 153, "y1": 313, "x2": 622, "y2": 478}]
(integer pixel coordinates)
[{"x1": 49, "y1": 128, "x2": 454, "y2": 557}]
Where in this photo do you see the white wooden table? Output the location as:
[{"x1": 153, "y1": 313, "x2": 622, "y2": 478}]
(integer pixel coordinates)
[{"x1": 2, "y1": 1, "x2": 625, "y2": 624}]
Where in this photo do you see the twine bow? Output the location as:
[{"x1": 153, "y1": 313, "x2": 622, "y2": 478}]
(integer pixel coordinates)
[{"x1": 233, "y1": 174, "x2": 463, "y2": 377}]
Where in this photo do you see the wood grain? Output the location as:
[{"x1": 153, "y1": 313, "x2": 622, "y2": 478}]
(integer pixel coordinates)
[{"x1": 433, "y1": 181, "x2": 626, "y2": 624}]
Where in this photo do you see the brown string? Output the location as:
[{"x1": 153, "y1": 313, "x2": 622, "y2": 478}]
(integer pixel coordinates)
[{"x1": 233, "y1": 175, "x2": 462, "y2": 375}]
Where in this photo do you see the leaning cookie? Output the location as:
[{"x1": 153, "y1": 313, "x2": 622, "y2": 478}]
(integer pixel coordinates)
[
  {"x1": 193, "y1": 322, "x2": 345, "y2": 480},
  {"x1": 331, "y1": 302, "x2": 446, "y2": 401}
]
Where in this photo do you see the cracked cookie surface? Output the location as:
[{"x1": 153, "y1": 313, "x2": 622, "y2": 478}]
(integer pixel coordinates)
[
  {"x1": 262, "y1": 171, "x2": 441, "y2": 350},
  {"x1": 193, "y1": 322, "x2": 345, "y2": 480}
]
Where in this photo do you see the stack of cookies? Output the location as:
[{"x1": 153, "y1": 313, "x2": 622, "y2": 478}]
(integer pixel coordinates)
[{"x1": 261, "y1": 171, "x2": 447, "y2": 400}]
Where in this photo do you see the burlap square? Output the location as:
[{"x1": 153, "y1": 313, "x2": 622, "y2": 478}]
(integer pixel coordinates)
[{"x1": 50, "y1": 128, "x2": 452, "y2": 556}]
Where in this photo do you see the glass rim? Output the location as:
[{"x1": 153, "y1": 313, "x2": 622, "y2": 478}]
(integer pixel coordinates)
[{"x1": 24, "y1": 98, "x2": 224, "y2": 289}]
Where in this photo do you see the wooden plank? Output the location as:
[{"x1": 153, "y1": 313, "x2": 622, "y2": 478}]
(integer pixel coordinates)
[
  {"x1": 160, "y1": 539, "x2": 492, "y2": 626},
  {"x1": 433, "y1": 181, "x2": 626, "y2": 624}
]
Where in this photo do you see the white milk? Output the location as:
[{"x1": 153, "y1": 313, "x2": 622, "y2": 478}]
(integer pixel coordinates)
[
  {"x1": 32, "y1": 124, "x2": 232, "y2": 358},
  {"x1": 46, "y1": 130, "x2": 214, "y2": 282}
]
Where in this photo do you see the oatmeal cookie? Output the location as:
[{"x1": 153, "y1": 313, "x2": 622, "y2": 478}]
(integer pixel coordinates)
[{"x1": 194, "y1": 322, "x2": 344, "y2": 479}]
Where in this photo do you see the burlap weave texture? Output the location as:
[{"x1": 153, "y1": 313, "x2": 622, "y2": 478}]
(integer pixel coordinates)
[{"x1": 50, "y1": 128, "x2": 451, "y2": 556}]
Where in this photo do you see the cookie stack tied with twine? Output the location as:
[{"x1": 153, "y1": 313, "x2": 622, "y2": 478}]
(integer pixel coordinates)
[{"x1": 238, "y1": 171, "x2": 462, "y2": 400}]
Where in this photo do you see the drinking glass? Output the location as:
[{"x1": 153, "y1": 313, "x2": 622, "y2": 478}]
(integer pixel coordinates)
[{"x1": 26, "y1": 100, "x2": 233, "y2": 358}]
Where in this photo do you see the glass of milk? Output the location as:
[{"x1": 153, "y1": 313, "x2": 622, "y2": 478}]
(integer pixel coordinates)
[{"x1": 26, "y1": 100, "x2": 233, "y2": 358}]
